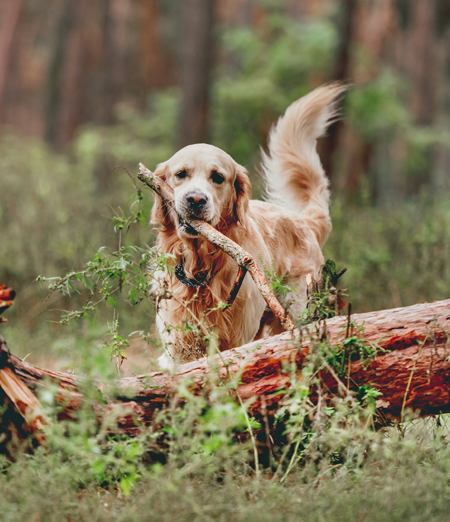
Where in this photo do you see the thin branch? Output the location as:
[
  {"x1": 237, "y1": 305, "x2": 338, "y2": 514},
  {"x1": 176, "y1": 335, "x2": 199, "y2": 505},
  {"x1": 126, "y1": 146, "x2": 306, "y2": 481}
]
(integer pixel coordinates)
[{"x1": 225, "y1": 266, "x2": 247, "y2": 307}]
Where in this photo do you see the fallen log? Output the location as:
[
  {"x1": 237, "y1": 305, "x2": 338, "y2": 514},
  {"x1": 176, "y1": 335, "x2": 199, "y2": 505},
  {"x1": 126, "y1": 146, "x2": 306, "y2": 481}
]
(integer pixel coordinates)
[
  {"x1": 1, "y1": 298, "x2": 450, "y2": 451},
  {"x1": 0, "y1": 282, "x2": 15, "y2": 322}
]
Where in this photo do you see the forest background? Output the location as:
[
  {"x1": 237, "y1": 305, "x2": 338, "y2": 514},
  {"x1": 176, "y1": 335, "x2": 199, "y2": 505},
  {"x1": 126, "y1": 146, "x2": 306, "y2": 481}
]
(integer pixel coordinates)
[{"x1": 1, "y1": 0, "x2": 450, "y2": 375}]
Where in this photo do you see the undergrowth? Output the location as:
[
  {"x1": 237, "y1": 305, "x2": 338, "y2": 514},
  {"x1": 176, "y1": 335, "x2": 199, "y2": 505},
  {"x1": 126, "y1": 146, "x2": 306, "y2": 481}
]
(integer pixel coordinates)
[
  {"x1": 4, "y1": 416, "x2": 450, "y2": 522},
  {"x1": 2, "y1": 311, "x2": 450, "y2": 521},
  {"x1": 2, "y1": 181, "x2": 450, "y2": 521}
]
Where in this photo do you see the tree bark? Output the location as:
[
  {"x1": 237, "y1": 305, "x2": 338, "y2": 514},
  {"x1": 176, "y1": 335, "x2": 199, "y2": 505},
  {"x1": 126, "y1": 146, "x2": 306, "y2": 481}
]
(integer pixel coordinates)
[{"x1": 2, "y1": 298, "x2": 450, "y2": 450}]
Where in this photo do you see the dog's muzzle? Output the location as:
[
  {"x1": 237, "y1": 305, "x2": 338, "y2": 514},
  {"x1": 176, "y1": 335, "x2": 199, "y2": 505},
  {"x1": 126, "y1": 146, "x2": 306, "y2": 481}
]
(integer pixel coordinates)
[{"x1": 177, "y1": 191, "x2": 211, "y2": 236}]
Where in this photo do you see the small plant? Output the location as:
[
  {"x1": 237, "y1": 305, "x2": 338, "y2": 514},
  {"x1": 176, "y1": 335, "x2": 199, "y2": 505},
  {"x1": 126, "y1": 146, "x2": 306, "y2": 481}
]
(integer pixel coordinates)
[
  {"x1": 301, "y1": 259, "x2": 347, "y2": 323},
  {"x1": 259, "y1": 255, "x2": 297, "y2": 301},
  {"x1": 104, "y1": 315, "x2": 129, "y2": 373},
  {"x1": 36, "y1": 182, "x2": 175, "y2": 367}
]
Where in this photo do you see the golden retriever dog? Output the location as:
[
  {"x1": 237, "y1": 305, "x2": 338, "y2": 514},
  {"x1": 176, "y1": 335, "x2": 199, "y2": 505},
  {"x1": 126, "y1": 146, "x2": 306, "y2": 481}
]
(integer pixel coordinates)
[{"x1": 151, "y1": 84, "x2": 344, "y2": 368}]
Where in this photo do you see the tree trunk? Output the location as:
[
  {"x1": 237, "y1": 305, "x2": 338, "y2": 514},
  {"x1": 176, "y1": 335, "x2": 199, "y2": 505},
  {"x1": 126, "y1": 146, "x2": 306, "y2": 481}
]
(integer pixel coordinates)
[
  {"x1": 0, "y1": 0, "x2": 23, "y2": 133},
  {"x1": 101, "y1": 0, "x2": 132, "y2": 125},
  {"x1": 141, "y1": 0, "x2": 174, "y2": 90},
  {"x1": 176, "y1": 0, "x2": 216, "y2": 148},
  {"x1": 2, "y1": 298, "x2": 450, "y2": 450},
  {"x1": 45, "y1": 0, "x2": 74, "y2": 147},
  {"x1": 333, "y1": 0, "x2": 397, "y2": 199},
  {"x1": 409, "y1": 0, "x2": 437, "y2": 126},
  {"x1": 320, "y1": 0, "x2": 356, "y2": 180},
  {"x1": 56, "y1": 0, "x2": 87, "y2": 147}
]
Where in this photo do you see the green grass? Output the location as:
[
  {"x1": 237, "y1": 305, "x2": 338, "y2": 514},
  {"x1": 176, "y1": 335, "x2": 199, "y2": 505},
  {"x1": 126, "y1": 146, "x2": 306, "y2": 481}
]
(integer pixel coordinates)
[{"x1": 3, "y1": 417, "x2": 450, "y2": 521}]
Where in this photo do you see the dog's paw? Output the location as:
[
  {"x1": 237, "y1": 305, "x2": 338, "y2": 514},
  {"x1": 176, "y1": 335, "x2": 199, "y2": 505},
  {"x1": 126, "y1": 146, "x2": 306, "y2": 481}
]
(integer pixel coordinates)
[
  {"x1": 158, "y1": 352, "x2": 174, "y2": 370},
  {"x1": 149, "y1": 282, "x2": 167, "y2": 298},
  {"x1": 148, "y1": 269, "x2": 170, "y2": 299}
]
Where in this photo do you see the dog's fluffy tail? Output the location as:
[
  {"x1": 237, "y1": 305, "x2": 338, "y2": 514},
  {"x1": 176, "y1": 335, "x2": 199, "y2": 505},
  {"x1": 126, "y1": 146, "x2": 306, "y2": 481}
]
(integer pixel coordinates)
[{"x1": 261, "y1": 83, "x2": 345, "y2": 247}]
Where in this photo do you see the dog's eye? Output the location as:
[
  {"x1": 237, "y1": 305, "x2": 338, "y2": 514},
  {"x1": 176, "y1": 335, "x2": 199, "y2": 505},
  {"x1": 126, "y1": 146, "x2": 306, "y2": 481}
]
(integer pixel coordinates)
[
  {"x1": 211, "y1": 171, "x2": 224, "y2": 185},
  {"x1": 175, "y1": 170, "x2": 187, "y2": 179}
]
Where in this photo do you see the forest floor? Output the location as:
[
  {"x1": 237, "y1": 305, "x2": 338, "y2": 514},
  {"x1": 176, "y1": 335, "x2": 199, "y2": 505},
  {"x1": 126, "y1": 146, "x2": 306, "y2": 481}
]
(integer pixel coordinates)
[{"x1": 3, "y1": 415, "x2": 450, "y2": 522}]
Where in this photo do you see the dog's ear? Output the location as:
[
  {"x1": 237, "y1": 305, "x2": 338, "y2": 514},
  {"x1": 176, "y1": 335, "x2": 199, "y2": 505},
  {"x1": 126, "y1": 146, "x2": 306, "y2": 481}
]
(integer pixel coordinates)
[
  {"x1": 233, "y1": 164, "x2": 251, "y2": 227},
  {"x1": 150, "y1": 163, "x2": 170, "y2": 225}
]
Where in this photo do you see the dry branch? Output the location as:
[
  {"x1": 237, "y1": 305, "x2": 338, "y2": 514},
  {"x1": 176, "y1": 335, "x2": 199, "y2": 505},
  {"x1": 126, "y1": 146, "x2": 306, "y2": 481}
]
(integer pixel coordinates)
[
  {"x1": 137, "y1": 162, "x2": 295, "y2": 331},
  {"x1": 226, "y1": 266, "x2": 247, "y2": 307},
  {"x1": 2, "y1": 298, "x2": 450, "y2": 451}
]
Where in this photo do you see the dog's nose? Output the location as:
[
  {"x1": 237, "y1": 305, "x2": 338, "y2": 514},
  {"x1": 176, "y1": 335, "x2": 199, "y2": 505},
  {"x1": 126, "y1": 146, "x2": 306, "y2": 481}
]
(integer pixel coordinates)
[{"x1": 185, "y1": 191, "x2": 208, "y2": 207}]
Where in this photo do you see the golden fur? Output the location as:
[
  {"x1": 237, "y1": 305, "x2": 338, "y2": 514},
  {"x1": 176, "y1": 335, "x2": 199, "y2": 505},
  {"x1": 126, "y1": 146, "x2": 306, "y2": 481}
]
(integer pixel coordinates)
[{"x1": 151, "y1": 84, "x2": 345, "y2": 368}]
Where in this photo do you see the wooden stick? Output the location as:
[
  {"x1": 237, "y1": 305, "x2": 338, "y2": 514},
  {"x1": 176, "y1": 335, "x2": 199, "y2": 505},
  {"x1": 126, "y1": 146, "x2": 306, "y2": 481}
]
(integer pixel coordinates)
[{"x1": 137, "y1": 163, "x2": 295, "y2": 331}]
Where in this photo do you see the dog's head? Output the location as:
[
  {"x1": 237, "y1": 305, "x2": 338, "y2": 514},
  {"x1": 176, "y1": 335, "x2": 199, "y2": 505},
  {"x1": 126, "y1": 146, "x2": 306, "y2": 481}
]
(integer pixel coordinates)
[{"x1": 151, "y1": 144, "x2": 251, "y2": 238}]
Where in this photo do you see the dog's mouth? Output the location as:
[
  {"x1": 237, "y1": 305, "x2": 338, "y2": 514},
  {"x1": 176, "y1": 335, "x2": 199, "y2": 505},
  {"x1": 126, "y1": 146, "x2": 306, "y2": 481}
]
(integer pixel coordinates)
[
  {"x1": 178, "y1": 216, "x2": 199, "y2": 236},
  {"x1": 177, "y1": 216, "x2": 212, "y2": 237}
]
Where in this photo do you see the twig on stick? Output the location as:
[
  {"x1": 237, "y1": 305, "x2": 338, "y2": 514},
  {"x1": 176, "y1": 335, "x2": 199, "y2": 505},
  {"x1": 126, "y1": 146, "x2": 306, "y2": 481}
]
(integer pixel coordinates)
[
  {"x1": 226, "y1": 266, "x2": 247, "y2": 307},
  {"x1": 137, "y1": 162, "x2": 295, "y2": 332}
]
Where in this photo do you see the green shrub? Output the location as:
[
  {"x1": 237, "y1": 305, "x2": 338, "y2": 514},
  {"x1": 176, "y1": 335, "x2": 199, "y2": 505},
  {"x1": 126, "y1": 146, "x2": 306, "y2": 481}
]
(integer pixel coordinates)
[{"x1": 325, "y1": 197, "x2": 450, "y2": 312}]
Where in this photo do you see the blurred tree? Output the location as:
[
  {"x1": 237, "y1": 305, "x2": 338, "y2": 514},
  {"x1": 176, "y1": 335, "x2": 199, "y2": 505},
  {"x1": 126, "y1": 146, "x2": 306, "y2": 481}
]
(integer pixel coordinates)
[
  {"x1": 0, "y1": 0, "x2": 23, "y2": 133},
  {"x1": 335, "y1": 0, "x2": 399, "y2": 200},
  {"x1": 409, "y1": 0, "x2": 437, "y2": 126},
  {"x1": 320, "y1": 0, "x2": 356, "y2": 181},
  {"x1": 404, "y1": 0, "x2": 437, "y2": 192},
  {"x1": 45, "y1": 0, "x2": 72, "y2": 147},
  {"x1": 0, "y1": 0, "x2": 449, "y2": 202},
  {"x1": 142, "y1": 0, "x2": 174, "y2": 90},
  {"x1": 45, "y1": 0, "x2": 87, "y2": 148},
  {"x1": 102, "y1": 0, "x2": 132, "y2": 124},
  {"x1": 177, "y1": 0, "x2": 216, "y2": 148}
]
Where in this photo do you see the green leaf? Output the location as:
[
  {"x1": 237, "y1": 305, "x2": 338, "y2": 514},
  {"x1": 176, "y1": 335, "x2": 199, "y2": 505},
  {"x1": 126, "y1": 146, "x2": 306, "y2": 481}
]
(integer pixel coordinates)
[
  {"x1": 107, "y1": 296, "x2": 117, "y2": 308},
  {"x1": 83, "y1": 274, "x2": 94, "y2": 293}
]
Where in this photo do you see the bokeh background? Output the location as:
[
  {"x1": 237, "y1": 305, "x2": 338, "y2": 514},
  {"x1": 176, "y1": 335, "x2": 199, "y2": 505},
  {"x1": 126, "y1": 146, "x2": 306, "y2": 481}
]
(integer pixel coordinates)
[{"x1": 1, "y1": 0, "x2": 450, "y2": 373}]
